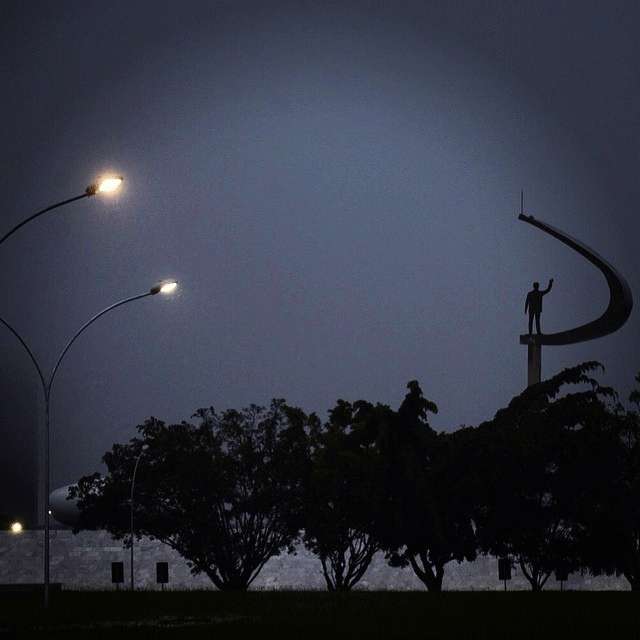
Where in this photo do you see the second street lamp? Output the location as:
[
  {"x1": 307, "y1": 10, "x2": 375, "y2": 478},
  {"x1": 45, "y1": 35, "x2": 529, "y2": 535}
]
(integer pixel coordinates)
[
  {"x1": 0, "y1": 279, "x2": 178, "y2": 607},
  {"x1": 43, "y1": 280, "x2": 178, "y2": 607}
]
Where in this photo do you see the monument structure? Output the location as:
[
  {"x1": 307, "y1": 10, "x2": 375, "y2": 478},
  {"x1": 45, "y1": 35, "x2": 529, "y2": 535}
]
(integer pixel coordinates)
[{"x1": 518, "y1": 200, "x2": 633, "y2": 387}]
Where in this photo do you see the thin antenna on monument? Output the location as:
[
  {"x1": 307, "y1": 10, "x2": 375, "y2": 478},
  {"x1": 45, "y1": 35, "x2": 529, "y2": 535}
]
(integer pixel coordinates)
[{"x1": 520, "y1": 189, "x2": 524, "y2": 215}]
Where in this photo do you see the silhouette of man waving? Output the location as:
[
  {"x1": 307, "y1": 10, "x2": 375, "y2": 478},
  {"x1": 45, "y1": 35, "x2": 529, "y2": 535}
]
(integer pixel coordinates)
[{"x1": 525, "y1": 279, "x2": 553, "y2": 335}]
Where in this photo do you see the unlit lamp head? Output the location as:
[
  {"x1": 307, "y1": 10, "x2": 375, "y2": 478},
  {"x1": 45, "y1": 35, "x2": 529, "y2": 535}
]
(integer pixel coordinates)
[
  {"x1": 150, "y1": 280, "x2": 178, "y2": 295},
  {"x1": 86, "y1": 175, "x2": 123, "y2": 196}
]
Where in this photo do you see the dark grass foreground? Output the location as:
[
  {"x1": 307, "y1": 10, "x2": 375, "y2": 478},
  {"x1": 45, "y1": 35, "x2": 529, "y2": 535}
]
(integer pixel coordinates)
[{"x1": 1, "y1": 590, "x2": 639, "y2": 639}]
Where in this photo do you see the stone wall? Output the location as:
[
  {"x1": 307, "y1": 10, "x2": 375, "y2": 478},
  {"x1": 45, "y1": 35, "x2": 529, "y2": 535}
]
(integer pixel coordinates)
[{"x1": 0, "y1": 530, "x2": 628, "y2": 591}]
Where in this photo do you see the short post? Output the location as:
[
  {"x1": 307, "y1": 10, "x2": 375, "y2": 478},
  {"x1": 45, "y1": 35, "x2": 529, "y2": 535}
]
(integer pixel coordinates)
[
  {"x1": 555, "y1": 568, "x2": 569, "y2": 591},
  {"x1": 112, "y1": 561, "x2": 124, "y2": 591},
  {"x1": 498, "y1": 557, "x2": 511, "y2": 591},
  {"x1": 156, "y1": 562, "x2": 169, "y2": 591}
]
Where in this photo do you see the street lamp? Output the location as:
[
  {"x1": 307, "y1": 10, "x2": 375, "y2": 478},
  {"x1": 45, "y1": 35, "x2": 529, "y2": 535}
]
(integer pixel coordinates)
[
  {"x1": 0, "y1": 175, "x2": 123, "y2": 247},
  {"x1": 96, "y1": 177, "x2": 123, "y2": 194},
  {"x1": 43, "y1": 281, "x2": 178, "y2": 606},
  {"x1": 150, "y1": 280, "x2": 178, "y2": 295},
  {"x1": 159, "y1": 281, "x2": 177, "y2": 294},
  {"x1": 0, "y1": 279, "x2": 178, "y2": 607}
]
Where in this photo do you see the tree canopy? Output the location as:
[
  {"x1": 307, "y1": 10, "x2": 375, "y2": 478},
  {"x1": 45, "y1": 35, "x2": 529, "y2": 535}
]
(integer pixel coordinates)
[
  {"x1": 467, "y1": 362, "x2": 615, "y2": 590},
  {"x1": 72, "y1": 400, "x2": 314, "y2": 590},
  {"x1": 302, "y1": 399, "x2": 383, "y2": 591},
  {"x1": 69, "y1": 365, "x2": 640, "y2": 592},
  {"x1": 577, "y1": 372, "x2": 640, "y2": 590},
  {"x1": 367, "y1": 381, "x2": 477, "y2": 592}
]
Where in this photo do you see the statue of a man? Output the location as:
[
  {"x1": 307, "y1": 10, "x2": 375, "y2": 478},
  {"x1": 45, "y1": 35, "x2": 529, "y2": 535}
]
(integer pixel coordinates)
[{"x1": 525, "y1": 279, "x2": 554, "y2": 335}]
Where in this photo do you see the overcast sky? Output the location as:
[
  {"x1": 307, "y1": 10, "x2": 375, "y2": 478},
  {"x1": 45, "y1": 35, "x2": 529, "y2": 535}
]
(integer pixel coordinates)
[{"x1": 1, "y1": 0, "x2": 638, "y2": 519}]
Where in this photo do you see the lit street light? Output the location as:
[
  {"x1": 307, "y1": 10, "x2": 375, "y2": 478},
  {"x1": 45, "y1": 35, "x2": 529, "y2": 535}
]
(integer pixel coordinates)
[
  {"x1": 159, "y1": 281, "x2": 178, "y2": 294},
  {"x1": 150, "y1": 280, "x2": 179, "y2": 295},
  {"x1": 0, "y1": 175, "x2": 123, "y2": 247},
  {"x1": 96, "y1": 176, "x2": 123, "y2": 194},
  {"x1": 0, "y1": 279, "x2": 178, "y2": 607}
]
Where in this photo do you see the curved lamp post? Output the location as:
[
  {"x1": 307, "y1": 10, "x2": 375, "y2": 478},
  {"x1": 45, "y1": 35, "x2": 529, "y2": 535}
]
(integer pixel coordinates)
[
  {"x1": 0, "y1": 279, "x2": 178, "y2": 607},
  {"x1": 0, "y1": 176, "x2": 123, "y2": 248},
  {"x1": 130, "y1": 444, "x2": 148, "y2": 591}
]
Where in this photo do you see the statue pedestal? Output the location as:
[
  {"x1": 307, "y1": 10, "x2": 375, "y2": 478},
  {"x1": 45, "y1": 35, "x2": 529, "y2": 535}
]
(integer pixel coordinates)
[{"x1": 520, "y1": 334, "x2": 542, "y2": 387}]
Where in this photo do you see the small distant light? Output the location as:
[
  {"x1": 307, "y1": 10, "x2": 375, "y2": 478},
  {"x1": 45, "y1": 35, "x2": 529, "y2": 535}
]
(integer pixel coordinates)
[
  {"x1": 48, "y1": 509, "x2": 52, "y2": 515},
  {"x1": 10, "y1": 522, "x2": 23, "y2": 534}
]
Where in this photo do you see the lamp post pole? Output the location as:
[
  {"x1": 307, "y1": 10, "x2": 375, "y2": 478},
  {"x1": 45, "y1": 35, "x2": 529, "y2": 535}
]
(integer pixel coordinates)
[
  {"x1": 130, "y1": 448, "x2": 146, "y2": 591},
  {"x1": 42, "y1": 290, "x2": 157, "y2": 607}
]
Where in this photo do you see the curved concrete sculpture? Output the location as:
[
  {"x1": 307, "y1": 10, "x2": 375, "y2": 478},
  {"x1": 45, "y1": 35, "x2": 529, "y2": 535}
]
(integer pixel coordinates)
[
  {"x1": 519, "y1": 214, "x2": 633, "y2": 346},
  {"x1": 518, "y1": 213, "x2": 633, "y2": 386}
]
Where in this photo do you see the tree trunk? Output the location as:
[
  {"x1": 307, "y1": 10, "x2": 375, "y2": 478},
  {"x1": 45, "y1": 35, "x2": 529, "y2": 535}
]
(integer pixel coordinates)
[
  {"x1": 206, "y1": 568, "x2": 250, "y2": 591},
  {"x1": 218, "y1": 583, "x2": 249, "y2": 591},
  {"x1": 408, "y1": 553, "x2": 445, "y2": 592},
  {"x1": 518, "y1": 558, "x2": 549, "y2": 592},
  {"x1": 320, "y1": 537, "x2": 377, "y2": 592}
]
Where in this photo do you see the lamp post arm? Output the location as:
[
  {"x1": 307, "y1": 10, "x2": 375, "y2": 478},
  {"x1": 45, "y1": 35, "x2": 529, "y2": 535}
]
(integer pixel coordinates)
[
  {"x1": 0, "y1": 193, "x2": 90, "y2": 248},
  {"x1": 47, "y1": 291, "x2": 153, "y2": 397},
  {"x1": 0, "y1": 315, "x2": 46, "y2": 394}
]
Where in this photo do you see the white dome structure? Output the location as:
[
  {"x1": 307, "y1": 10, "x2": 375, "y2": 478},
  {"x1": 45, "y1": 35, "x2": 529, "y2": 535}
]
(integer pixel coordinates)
[{"x1": 49, "y1": 484, "x2": 81, "y2": 526}]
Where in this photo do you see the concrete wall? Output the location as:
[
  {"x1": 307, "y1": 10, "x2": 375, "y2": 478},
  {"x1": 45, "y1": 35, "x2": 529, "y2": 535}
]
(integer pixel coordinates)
[{"x1": 0, "y1": 530, "x2": 629, "y2": 591}]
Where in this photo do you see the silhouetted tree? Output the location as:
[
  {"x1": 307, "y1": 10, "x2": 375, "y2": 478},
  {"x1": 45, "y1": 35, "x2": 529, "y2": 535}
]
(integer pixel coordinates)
[
  {"x1": 578, "y1": 372, "x2": 640, "y2": 590},
  {"x1": 72, "y1": 400, "x2": 312, "y2": 591},
  {"x1": 303, "y1": 399, "x2": 382, "y2": 591},
  {"x1": 373, "y1": 381, "x2": 477, "y2": 592},
  {"x1": 469, "y1": 362, "x2": 614, "y2": 590}
]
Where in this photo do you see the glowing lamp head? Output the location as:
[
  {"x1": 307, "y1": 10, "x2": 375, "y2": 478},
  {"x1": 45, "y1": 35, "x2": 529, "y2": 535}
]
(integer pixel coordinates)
[
  {"x1": 86, "y1": 176, "x2": 123, "y2": 196},
  {"x1": 150, "y1": 280, "x2": 178, "y2": 295},
  {"x1": 10, "y1": 521, "x2": 23, "y2": 534},
  {"x1": 160, "y1": 281, "x2": 178, "y2": 294},
  {"x1": 98, "y1": 176, "x2": 123, "y2": 193}
]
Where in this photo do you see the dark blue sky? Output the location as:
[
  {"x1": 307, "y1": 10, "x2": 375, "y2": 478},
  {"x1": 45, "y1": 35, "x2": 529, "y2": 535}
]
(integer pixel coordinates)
[{"x1": 1, "y1": 0, "x2": 638, "y2": 516}]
